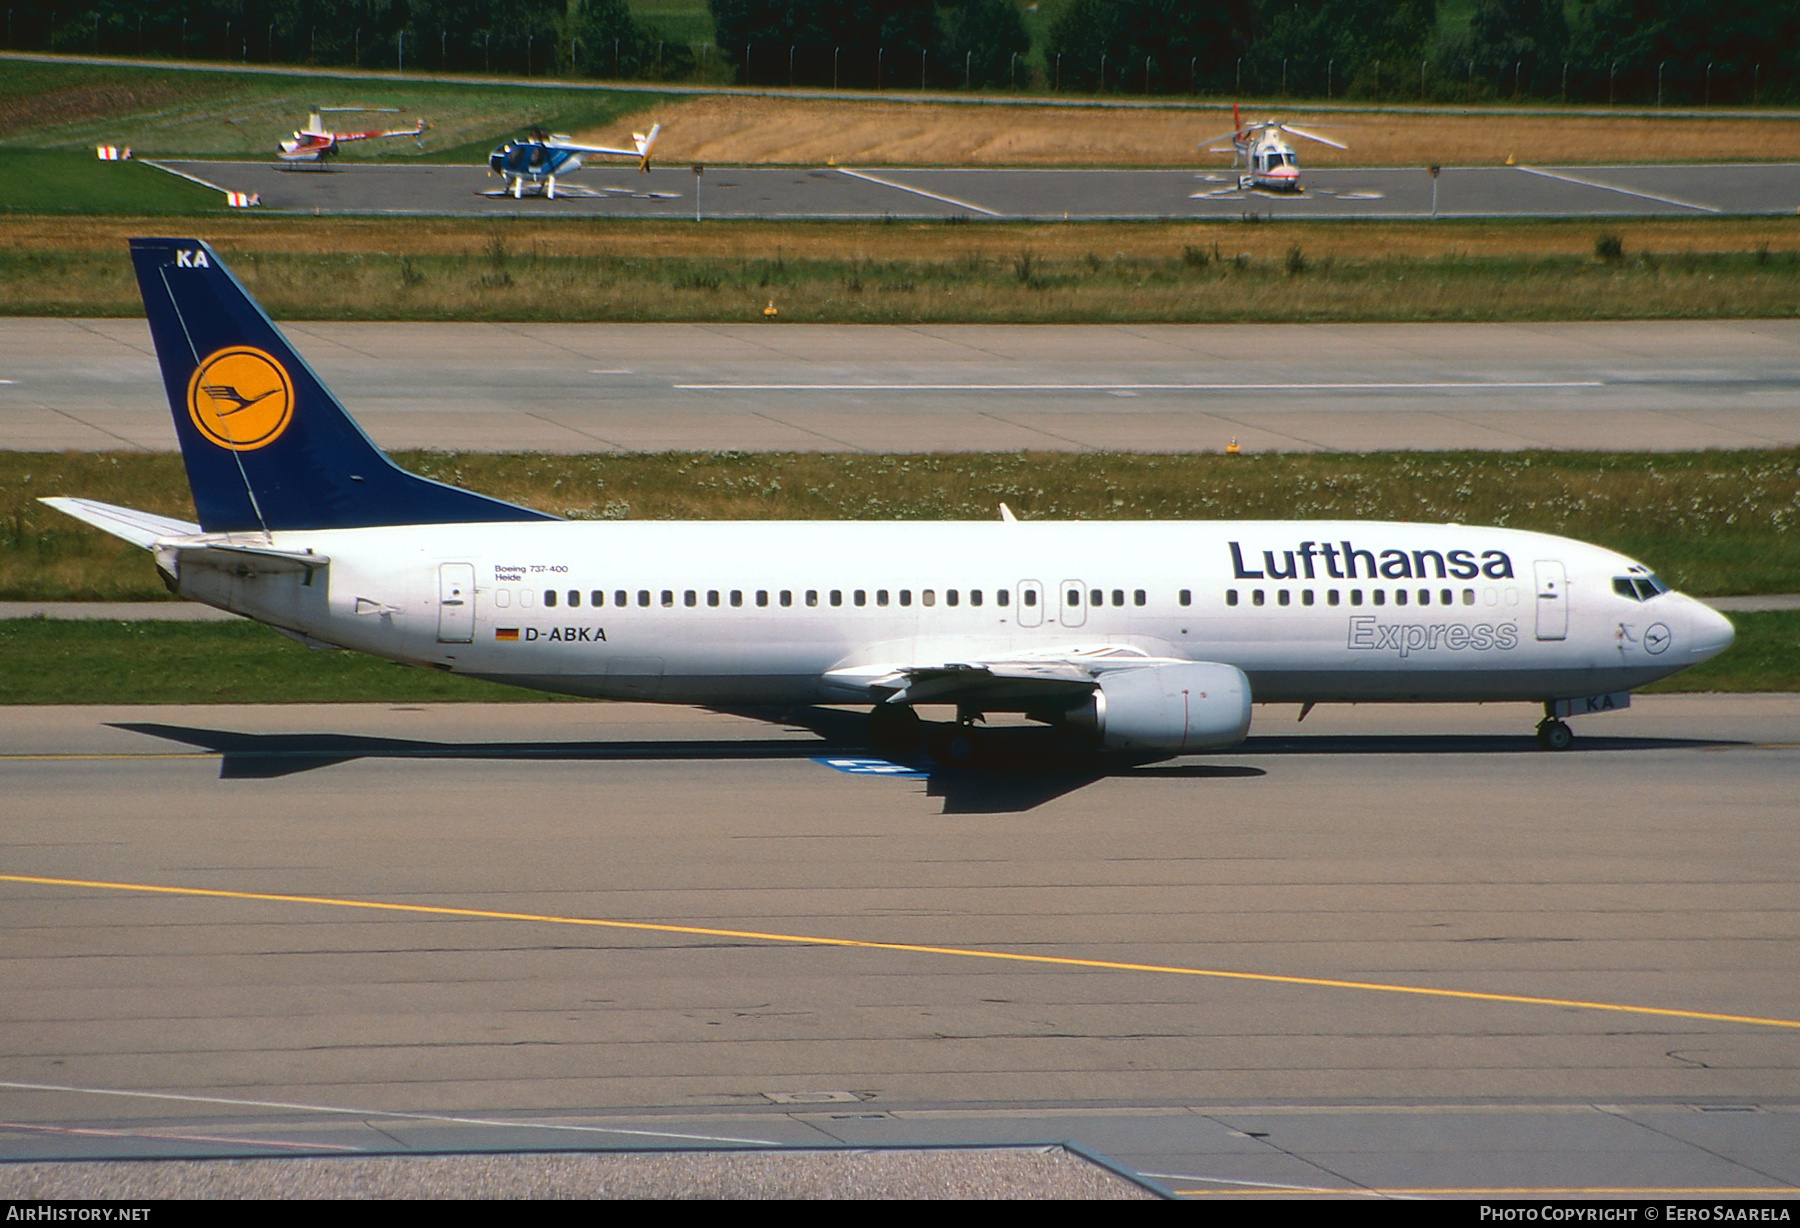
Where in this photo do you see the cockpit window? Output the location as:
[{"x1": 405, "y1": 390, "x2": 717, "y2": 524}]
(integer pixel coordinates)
[{"x1": 1613, "y1": 574, "x2": 1669, "y2": 601}]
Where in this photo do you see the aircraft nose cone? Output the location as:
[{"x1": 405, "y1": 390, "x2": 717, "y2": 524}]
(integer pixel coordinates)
[{"x1": 1687, "y1": 599, "x2": 1736, "y2": 661}]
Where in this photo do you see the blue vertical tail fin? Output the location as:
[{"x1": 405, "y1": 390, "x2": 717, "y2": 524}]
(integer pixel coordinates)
[{"x1": 130, "y1": 237, "x2": 553, "y2": 533}]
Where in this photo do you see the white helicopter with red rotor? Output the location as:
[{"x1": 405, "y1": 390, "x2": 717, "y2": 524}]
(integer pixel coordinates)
[
  {"x1": 277, "y1": 107, "x2": 429, "y2": 166},
  {"x1": 1193, "y1": 104, "x2": 1347, "y2": 194}
]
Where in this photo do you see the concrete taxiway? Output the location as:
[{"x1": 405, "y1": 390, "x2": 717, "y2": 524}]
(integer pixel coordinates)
[
  {"x1": 152, "y1": 160, "x2": 1800, "y2": 220},
  {"x1": 5, "y1": 317, "x2": 1798, "y2": 454},
  {"x1": 1, "y1": 697, "x2": 1795, "y2": 1194}
]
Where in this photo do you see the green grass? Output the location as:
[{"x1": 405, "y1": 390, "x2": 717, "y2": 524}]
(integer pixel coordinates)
[
  {"x1": 0, "y1": 618, "x2": 571, "y2": 704},
  {"x1": 1, "y1": 611, "x2": 1791, "y2": 704},
  {"x1": 5, "y1": 239, "x2": 1800, "y2": 323},
  {"x1": 0, "y1": 60, "x2": 669, "y2": 162},
  {"x1": 7, "y1": 450, "x2": 1798, "y2": 601},
  {"x1": 0, "y1": 150, "x2": 229, "y2": 215}
]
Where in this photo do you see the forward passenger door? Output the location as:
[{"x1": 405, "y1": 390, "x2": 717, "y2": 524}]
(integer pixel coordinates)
[{"x1": 1534, "y1": 560, "x2": 1567, "y2": 641}]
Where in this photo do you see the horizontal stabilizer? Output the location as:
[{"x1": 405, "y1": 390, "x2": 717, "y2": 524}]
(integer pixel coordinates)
[
  {"x1": 171, "y1": 543, "x2": 330, "y2": 579},
  {"x1": 38, "y1": 496, "x2": 200, "y2": 547}
]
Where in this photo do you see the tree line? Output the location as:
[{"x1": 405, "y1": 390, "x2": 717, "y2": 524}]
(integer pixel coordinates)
[{"x1": 6, "y1": 0, "x2": 1797, "y2": 103}]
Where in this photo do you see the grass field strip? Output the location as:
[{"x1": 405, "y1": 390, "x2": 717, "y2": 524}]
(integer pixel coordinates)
[
  {"x1": 0, "y1": 1080, "x2": 784, "y2": 1148},
  {"x1": 5, "y1": 872, "x2": 1796, "y2": 1032},
  {"x1": 673, "y1": 380, "x2": 1607, "y2": 392}
]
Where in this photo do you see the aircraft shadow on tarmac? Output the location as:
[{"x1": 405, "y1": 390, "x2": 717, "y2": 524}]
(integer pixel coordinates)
[{"x1": 109, "y1": 709, "x2": 1736, "y2": 814}]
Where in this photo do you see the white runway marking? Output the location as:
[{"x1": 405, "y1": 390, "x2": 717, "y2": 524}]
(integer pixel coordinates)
[
  {"x1": 676, "y1": 380, "x2": 1606, "y2": 392},
  {"x1": 835, "y1": 168, "x2": 1003, "y2": 216},
  {"x1": 0, "y1": 1080, "x2": 784, "y2": 1148},
  {"x1": 1514, "y1": 165, "x2": 1721, "y2": 213}
]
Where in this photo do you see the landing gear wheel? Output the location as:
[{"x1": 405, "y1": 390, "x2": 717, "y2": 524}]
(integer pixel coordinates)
[
  {"x1": 1536, "y1": 719, "x2": 1574, "y2": 751},
  {"x1": 867, "y1": 704, "x2": 922, "y2": 758}
]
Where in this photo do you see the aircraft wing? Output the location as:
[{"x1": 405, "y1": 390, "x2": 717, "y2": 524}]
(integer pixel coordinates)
[
  {"x1": 822, "y1": 644, "x2": 1182, "y2": 706},
  {"x1": 39, "y1": 497, "x2": 199, "y2": 547}
]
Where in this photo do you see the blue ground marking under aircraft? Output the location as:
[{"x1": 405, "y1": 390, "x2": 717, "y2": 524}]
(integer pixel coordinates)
[{"x1": 813, "y1": 756, "x2": 928, "y2": 778}]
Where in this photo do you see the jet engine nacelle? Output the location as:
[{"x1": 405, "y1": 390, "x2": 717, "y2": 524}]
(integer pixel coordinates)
[{"x1": 1074, "y1": 662, "x2": 1252, "y2": 752}]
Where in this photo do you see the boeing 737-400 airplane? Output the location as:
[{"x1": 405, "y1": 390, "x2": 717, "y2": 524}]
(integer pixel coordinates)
[{"x1": 45, "y1": 239, "x2": 1735, "y2": 763}]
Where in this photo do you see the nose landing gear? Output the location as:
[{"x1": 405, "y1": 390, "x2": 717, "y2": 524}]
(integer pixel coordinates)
[{"x1": 1536, "y1": 718, "x2": 1574, "y2": 751}]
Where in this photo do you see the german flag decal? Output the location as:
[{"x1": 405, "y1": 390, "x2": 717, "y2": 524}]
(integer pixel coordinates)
[{"x1": 495, "y1": 628, "x2": 520, "y2": 641}]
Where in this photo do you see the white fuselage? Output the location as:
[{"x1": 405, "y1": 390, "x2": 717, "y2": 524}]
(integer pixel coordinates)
[{"x1": 180, "y1": 519, "x2": 1732, "y2": 711}]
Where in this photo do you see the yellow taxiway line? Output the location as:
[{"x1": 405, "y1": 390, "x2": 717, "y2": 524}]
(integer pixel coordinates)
[{"x1": 4, "y1": 872, "x2": 1797, "y2": 1032}]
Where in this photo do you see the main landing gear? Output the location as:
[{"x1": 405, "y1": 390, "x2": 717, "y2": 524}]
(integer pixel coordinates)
[
  {"x1": 1535, "y1": 718, "x2": 1574, "y2": 751},
  {"x1": 867, "y1": 703, "x2": 922, "y2": 758}
]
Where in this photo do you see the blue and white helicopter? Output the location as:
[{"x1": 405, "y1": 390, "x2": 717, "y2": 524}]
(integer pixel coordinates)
[{"x1": 482, "y1": 124, "x2": 669, "y2": 200}]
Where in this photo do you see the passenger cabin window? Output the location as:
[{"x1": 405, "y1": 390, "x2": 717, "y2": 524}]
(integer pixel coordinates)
[
  {"x1": 684, "y1": 590, "x2": 697, "y2": 607},
  {"x1": 1090, "y1": 589, "x2": 1103, "y2": 607},
  {"x1": 877, "y1": 590, "x2": 889, "y2": 606},
  {"x1": 756, "y1": 590, "x2": 769, "y2": 608},
  {"x1": 1226, "y1": 590, "x2": 1238, "y2": 607},
  {"x1": 1302, "y1": 589, "x2": 1314, "y2": 606},
  {"x1": 1068, "y1": 589, "x2": 1081, "y2": 607},
  {"x1": 1417, "y1": 589, "x2": 1429, "y2": 606},
  {"x1": 731, "y1": 590, "x2": 743, "y2": 607},
  {"x1": 1022, "y1": 590, "x2": 1036, "y2": 607},
  {"x1": 1463, "y1": 589, "x2": 1475, "y2": 605},
  {"x1": 1110, "y1": 589, "x2": 1123, "y2": 607},
  {"x1": 616, "y1": 590, "x2": 628, "y2": 608},
  {"x1": 854, "y1": 590, "x2": 867, "y2": 607},
  {"x1": 806, "y1": 590, "x2": 819, "y2": 607},
  {"x1": 637, "y1": 590, "x2": 650, "y2": 607},
  {"x1": 922, "y1": 589, "x2": 935, "y2": 607},
  {"x1": 1278, "y1": 589, "x2": 1291, "y2": 606},
  {"x1": 1179, "y1": 589, "x2": 1192, "y2": 607},
  {"x1": 899, "y1": 590, "x2": 912, "y2": 607},
  {"x1": 1350, "y1": 589, "x2": 1362, "y2": 606},
  {"x1": 1395, "y1": 589, "x2": 1408, "y2": 606},
  {"x1": 830, "y1": 590, "x2": 843, "y2": 607},
  {"x1": 591, "y1": 590, "x2": 604, "y2": 607},
  {"x1": 708, "y1": 590, "x2": 720, "y2": 607},
  {"x1": 1441, "y1": 589, "x2": 1453, "y2": 606},
  {"x1": 544, "y1": 590, "x2": 557, "y2": 607},
  {"x1": 970, "y1": 590, "x2": 983, "y2": 607},
  {"x1": 520, "y1": 589, "x2": 534, "y2": 607},
  {"x1": 1373, "y1": 590, "x2": 1386, "y2": 606},
  {"x1": 946, "y1": 589, "x2": 959, "y2": 607},
  {"x1": 1134, "y1": 590, "x2": 1146, "y2": 607},
  {"x1": 780, "y1": 590, "x2": 793, "y2": 607},
  {"x1": 996, "y1": 590, "x2": 1009, "y2": 607},
  {"x1": 1328, "y1": 590, "x2": 1340, "y2": 606},
  {"x1": 1253, "y1": 590, "x2": 1265, "y2": 607}
]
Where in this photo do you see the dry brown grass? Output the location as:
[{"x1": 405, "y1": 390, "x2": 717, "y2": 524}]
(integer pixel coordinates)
[
  {"x1": 5, "y1": 213, "x2": 1797, "y2": 264},
  {"x1": 576, "y1": 94, "x2": 1800, "y2": 167}
]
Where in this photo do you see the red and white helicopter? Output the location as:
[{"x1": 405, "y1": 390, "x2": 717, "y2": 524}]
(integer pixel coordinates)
[
  {"x1": 1192, "y1": 104, "x2": 1347, "y2": 194},
  {"x1": 278, "y1": 108, "x2": 429, "y2": 165}
]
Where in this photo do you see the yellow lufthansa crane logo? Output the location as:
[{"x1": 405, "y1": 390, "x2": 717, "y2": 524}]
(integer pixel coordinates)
[{"x1": 186, "y1": 346, "x2": 294, "y2": 451}]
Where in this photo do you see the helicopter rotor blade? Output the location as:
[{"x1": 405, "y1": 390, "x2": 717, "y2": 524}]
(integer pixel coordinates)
[{"x1": 1280, "y1": 124, "x2": 1348, "y2": 149}]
